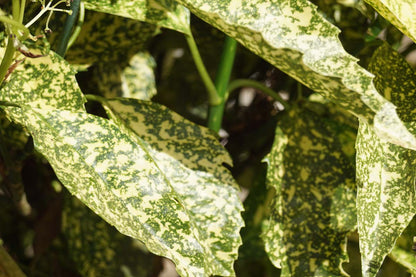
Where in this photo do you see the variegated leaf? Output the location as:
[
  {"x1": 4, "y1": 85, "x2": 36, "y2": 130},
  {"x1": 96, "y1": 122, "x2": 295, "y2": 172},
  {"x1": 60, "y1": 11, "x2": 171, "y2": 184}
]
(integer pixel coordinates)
[
  {"x1": 363, "y1": 0, "x2": 416, "y2": 42},
  {"x1": 21, "y1": 106, "x2": 243, "y2": 277},
  {"x1": 356, "y1": 121, "x2": 416, "y2": 277},
  {"x1": 64, "y1": 11, "x2": 158, "y2": 64},
  {"x1": 174, "y1": 0, "x2": 416, "y2": 150},
  {"x1": 82, "y1": 0, "x2": 190, "y2": 34},
  {"x1": 62, "y1": 192, "x2": 154, "y2": 277},
  {"x1": 100, "y1": 97, "x2": 237, "y2": 187},
  {"x1": 262, "y1": 106, "x2": 356, "y2": 276},
  {"x1": 0, "y1": 47, "x2": 86, "y2": 125},
  {"x1": 93, "y1": 52, "x2": 157, "y2": 100},
  {"x1": 356, "y1": 43, "x2": 416, "y2": 277},
  {"x1": 368, "y1": 43, "x2": 416, "y2": 122}
]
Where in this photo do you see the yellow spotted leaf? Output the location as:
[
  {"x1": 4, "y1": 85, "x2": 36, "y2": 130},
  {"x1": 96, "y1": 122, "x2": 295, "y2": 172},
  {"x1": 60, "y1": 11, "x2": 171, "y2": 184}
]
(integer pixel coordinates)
[
  {"x1": 262, "y1": 106, "x2": 356, "y2": 276},
  {"x1": 364, "y1": 0, "x2": 416, "y2": 42},
  {"x1": 21, "y1": 105, "x2": 243, "y2": 277},
  {"x1": 82, "y1": 0, "x2": 190, "y2": 34},
  {"x1": 174, "y1": 0, "x2": 416, "y2": 150}
]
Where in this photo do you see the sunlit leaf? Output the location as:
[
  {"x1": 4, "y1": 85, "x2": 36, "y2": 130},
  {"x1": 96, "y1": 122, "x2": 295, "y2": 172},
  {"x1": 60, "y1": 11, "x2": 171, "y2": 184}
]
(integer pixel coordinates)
[
  {"x1": 356, "y1": 43, "x2": 416, "y2": 277},
  {"x1": 0, "y1": 47, "x2": 86, "y2": 125},
  {"x1": 62, "y1": 192, "x2": 155, "y2": 277},
  {"x1": 174, "y1": 0, "x2": 416, "y2": 150},
  {"x1": 82, "y1": 0, "x2": 190, "y2": 34},
  {"x1": 356, "y1": 121, "x2": 416, "y2": 277},
  {"x1": 93, "y1": 52, "x2": 157, "y2": 100},
  {"x1": 364, "y1": 0, "x2": 416, "y2": 42},
  {"x1": 262, "y1": 106, "x2": 356, "y2": 276},
  {"x1": 22, "y1": 106, "x2": 243, "y2": 277}
]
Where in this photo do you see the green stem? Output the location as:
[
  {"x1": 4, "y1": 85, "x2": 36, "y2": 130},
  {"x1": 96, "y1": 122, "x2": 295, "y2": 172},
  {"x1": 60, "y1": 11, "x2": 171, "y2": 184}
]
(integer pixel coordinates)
[
  {"x1": 12, "y1": 0, "x2": 20, "y2": 22},
  {"x1": 56, "y1": 0, "x2": 81, "y2": 57},
  {"x1": 185, "y1": 32, "x2": 220, "y2": 105},
  {"x1": 0, "y1": 35, "x2": 16, "y2": 85},
  {"x1": 67, "y1": 1, "x2": 84, "y2": 49},
  {"x1": 227, "y1": 79, "x2": 290, "y2": 110},
  {"x1": 207, "y1": 36, "x2": 237, "y2": 132},
  {"x1": 0, "y1": 16, "x2": 29, "y2": 38},
  {"x1": 18, "y1": 0, "x2": 26, "y2": 23}
]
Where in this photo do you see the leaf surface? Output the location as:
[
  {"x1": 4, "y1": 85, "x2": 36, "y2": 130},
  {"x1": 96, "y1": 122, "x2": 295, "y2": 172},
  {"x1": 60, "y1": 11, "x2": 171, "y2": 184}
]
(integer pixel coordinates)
[
  {"x1": 356, "y1": 43, "x2": 416, "y2": 277},
  {"x1": 62, "y1": 193, "x2": 155, "y2": 277},
  {"x1": 0, "y1": 48, "x2": 86, "y2": 124},
  {"x1": 356, "y1": 121, "x2": 416, "y2": 277},
  {"x1": 82, "y1": 0, "x2": 190, "y2": 34},
  {"x1": 364, "y1": 0, "x2": 416, "y2": 42},
  {"x1": 262, "y1": 106, "x2": 356, "y2": 276},
  {"x1": 22, "y1": 106, "x2": 243, "y2": 277},
  {"x1": 174, "y1": 0, "x2": 416, "y2": 150},
  {"x1": 93, "y1": 52, "x2": 157, "y2": 100}
]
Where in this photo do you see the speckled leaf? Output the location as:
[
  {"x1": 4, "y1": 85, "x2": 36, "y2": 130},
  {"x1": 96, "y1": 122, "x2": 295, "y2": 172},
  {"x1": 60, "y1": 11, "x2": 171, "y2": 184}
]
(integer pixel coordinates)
[
  {"x1": 0, "y1": 47, "x2": 86, "y2": 125},
  {"x1": 363, "y1": 0, "x2": 416, "y2": 42},
  {"x1": 82, "y1": 0, "x2": 190, "y2": 34},
  {"x1": 64, "y1": 11, "x2": 158, "y2": 64},
  {"x1": 62, "y1": 192, "x2": 154, "y2": 277},
  {"x1": 22, "y1": 106, "x2": 243, "y2": 277},
  {"x1": 93, "y1": 52, "x2": 157, "y2": 100},
  {"x1": 356, "y1": 121, "x2": 416, "y2": 277},
  {"x1": 368, "y1": 43, "x2": 416, "y2": 122},
  {"x1": 174, "y1": 0, "x2": 416, "y2": 150},
  {"x1": 357, "y1": 43, "x2": 416, "y2": 276},
  {"x1": 262, "y1": 107, "x2": 356, "y2": 276}
]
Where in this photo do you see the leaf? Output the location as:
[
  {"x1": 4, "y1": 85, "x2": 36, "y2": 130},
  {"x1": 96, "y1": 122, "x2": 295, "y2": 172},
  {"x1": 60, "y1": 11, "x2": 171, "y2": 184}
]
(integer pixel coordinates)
[
  {"x1": 355, "y1": 120, "x2": 416, "y2": 277},
  {"x1": 22, "y1": 106, "x2": 243, "y2": 277},
  {"x1": 0, "y1": 47, "x2": 86, "y2": 125},
  {"x1": 356, "y1": 43, "x2": 416, "y2": 276},
  {"x1": 262, "y1": 106, "x2": 356, "y2": 276},
  {"x1": 174, "y1": 0, "x2": 416, "y2": 150},
  {"x1": 368, "y1": 43, "x2": 416, "y2": 122},
  {"x1": 62, "y1": 192, "x2": 155, "y2": 277},
  {"x1": 64, "y1": 11, "x2": 158, "y2": 64},
  {"x1": 93, "y1": 52, "x2": 157, "y2": 100},
  {"x1": 82, "y1": 0, "x2": 190, "y2": 34},
  {"x1": 363, "y1": 0, "x2": 416, "y2": 42}
]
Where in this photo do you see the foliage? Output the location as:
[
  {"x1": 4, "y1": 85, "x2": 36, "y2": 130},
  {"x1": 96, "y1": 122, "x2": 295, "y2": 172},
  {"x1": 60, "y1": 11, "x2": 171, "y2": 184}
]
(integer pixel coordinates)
[{"x1": 0, "y1": 0, "x2": 415, "y2": 276}]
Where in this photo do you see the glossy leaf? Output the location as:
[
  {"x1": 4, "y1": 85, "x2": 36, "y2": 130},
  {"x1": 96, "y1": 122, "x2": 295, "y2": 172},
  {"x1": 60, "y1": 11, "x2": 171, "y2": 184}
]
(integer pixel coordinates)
[
  {"x1": 262, "y1": 106, "x2": 356, "y2": 276},
  {"x1": 82, "y1": 0, "x2": 190, "y2": 34},
  {"x1": 0, "y1": 47, "x2": 86, "y2": 124},
  {"x1": 93, "y1": 52, "x2": 157, "y2": 100},
  {"x1": 22, "y1": 106, "x2": 243, "y2": 277},
  {"x1": 356, "y1": 121, "x2": 416, "y2": 277},
  {"x1": 364, "y1": 0, "x2": 416, "y2": 42},
  {"x1": 356, "y1": 43, "x2": 416, "y2": 277},
  {"x1": 62, "y1": 192, "x2": 154, "y2": 277},
  {"x1": 174, "y1": 0, "x2": 416, "y2": 150}
]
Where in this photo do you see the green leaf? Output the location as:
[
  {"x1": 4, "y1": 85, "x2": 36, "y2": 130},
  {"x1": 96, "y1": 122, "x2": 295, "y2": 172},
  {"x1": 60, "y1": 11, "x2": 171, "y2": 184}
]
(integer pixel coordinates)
[
  {"x1": 0, "y1": 48, "x2": 86, "y2": 124},
  {"x1": 356, "y1": 121, "x2": 416, "y2": 277},
  {"x1": 262, "y1": 106, "x2": 356, "y2": 276},
  {"x1": 368, "y1": 43, "x2": 416, "y2": 122},
  {"x1": 64, "y1": 11, "x2": 158, "y2": 64},
  {"x1": 22, "y1": 106, "x2": 243, "y2": 277},
  {"x1": 363, "y1": 0, "x2": 416, "y2": 42},
  {"x1": 357, "y1": 43, "x2": 416, "y2": 277},
  {"x1": 174, "y1": 0, "x2": 416, "y2": 150},
  {"x1": 82, "y1": 0, "x2": 190, "y2": 34},
  {"x1": 62, "y1": 192, "x2": 155, "y2": 277},
  {"x1": 93, "y1": 52, "x2": 157, "y2": 100}
]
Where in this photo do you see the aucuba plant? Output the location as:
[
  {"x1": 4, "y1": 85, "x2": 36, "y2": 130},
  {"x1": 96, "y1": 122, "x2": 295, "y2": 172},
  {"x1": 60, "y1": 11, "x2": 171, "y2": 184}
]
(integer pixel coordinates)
[{"x1": 0, "y1": 0, "x2": 415, "y2": 276}]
